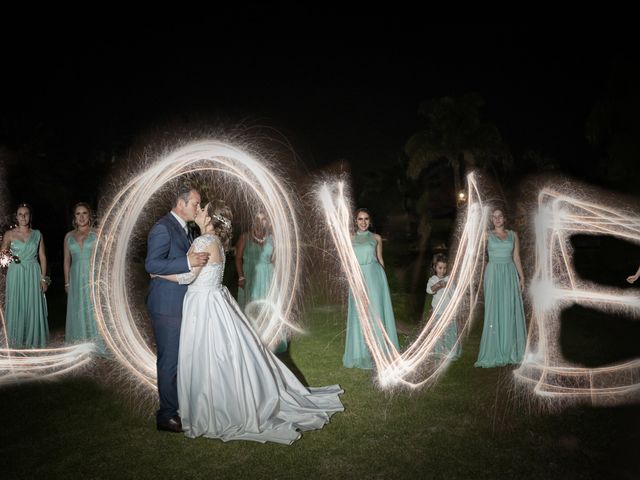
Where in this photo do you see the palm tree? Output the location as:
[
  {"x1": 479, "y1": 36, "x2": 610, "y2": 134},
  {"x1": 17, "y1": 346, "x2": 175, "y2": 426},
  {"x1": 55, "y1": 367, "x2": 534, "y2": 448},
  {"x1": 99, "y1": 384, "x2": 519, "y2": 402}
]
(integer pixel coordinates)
[
  {"x1": 405, "y1": 93, "x2": 512, "y2": 192},
  {"x1": 403, "y1": 93, "x2": 512, "y2": 291}
]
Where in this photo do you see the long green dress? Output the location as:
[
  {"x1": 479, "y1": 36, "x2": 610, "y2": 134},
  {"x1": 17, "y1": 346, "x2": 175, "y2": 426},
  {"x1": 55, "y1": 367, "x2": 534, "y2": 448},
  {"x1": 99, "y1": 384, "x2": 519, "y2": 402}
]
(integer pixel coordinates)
[
  {"x1": 5, "y1": 229, "x2": 48, "y2": 348},
  {"x1": 242, "y1": 235, "x2": 287, "y2": 353},
  {"x1": 343, "y1": 230, "x2": 400, "y2": 369},
  {"x1": 237, "y1": 234, "x2": 259, "y2": 310},
  {"x1": 474, "y1": 230, "x2": 527, "y2": 367},
  {"x1": 246, "y1": 235, "x2": 274, "y2": 305},
  {"x1": 65, "y1": 231, "x2": 103, "y2": 351}
]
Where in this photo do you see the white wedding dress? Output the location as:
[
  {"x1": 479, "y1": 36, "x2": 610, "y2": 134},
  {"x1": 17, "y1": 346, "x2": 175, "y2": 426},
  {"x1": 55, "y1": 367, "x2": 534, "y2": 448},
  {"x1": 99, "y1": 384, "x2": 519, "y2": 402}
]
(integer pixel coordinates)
[{"x1": 177, "y1": 234, "x2": 343, "y2": 444}]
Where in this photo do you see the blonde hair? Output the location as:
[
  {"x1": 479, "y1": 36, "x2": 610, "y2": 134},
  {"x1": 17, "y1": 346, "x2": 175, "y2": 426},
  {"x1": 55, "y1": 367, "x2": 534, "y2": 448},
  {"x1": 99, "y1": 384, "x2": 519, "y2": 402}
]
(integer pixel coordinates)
[{"x1": 72, "y1": 202, "x2": 94, "y2": 228}]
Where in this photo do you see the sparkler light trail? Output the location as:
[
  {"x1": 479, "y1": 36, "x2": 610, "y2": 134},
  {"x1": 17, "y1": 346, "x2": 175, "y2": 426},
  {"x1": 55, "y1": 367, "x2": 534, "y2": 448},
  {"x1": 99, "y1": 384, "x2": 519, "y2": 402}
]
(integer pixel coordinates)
[
  {"x1": 514, "y1": 186, "x2": 640, "y2": 405},
  {"x1": 318, "y1": 173, "x2": 490, "y2": 389},
  {"x1": 2, "y1": 152, "x2": 637, "y2": 405},
  {"x1": 0, "y1": 344, "x2": 97, "y2": 385},
  {"x1": 92, "y1": 140, "x2": 303, "y2": 391}
]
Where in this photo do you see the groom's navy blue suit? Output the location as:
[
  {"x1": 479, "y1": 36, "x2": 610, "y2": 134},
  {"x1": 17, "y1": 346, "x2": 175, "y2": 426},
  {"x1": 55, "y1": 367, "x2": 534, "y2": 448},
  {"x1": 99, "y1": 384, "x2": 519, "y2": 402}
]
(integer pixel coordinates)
[{"x1": 145, "y1": 212, "x2": 191, "y2": 422}]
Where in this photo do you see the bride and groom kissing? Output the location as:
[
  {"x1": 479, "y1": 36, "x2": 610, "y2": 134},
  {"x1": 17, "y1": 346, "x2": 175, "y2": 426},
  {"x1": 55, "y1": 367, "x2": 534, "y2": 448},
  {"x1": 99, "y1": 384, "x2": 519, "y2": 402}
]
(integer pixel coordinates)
[{"x1": 145, "y1": 185, "x2": 343, "y2": 444}]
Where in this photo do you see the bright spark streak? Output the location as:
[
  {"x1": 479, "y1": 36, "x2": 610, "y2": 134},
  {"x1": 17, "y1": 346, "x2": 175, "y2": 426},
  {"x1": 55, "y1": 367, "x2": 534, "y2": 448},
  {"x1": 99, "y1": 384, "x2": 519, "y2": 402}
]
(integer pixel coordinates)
[
  {"x1": 514, "y1": 186, "x2": 640, "y2": 404},
  {"x1": 1, "y1": 295, "x2": 96, "y2": 384},
  {"x1": 0, "y1": 252, "x2": 13, "y2": 269},
  {"x1": 92, "y1": 140, "x2": 303, "y2": 392},
  {"x1": 319, "y1": 173, "x2": 490, "y2": 389},
  {"x1": 0, "y1": 344, "x2": 97, "y2": 385}
]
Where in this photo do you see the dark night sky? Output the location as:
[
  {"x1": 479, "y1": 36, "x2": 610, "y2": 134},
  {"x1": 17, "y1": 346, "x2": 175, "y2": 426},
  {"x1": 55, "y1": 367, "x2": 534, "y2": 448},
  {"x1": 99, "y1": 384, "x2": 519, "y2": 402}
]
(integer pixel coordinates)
[{"x1": 0, "y1": 21, "x2": 636, "y2": 243}]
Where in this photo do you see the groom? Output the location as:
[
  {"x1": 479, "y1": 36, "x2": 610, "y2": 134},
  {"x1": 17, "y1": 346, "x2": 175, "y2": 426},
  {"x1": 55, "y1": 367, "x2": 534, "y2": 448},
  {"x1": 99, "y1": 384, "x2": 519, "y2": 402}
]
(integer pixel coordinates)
[{"x1": 145, "y1": 185, "x2": 209, "y2": 433}]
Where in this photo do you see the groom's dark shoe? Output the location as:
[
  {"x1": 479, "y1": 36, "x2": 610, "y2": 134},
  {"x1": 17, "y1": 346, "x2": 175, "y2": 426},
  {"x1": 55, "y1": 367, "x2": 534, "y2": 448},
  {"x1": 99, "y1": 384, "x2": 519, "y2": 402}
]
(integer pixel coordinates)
[{"x1": 157, "y1": 416, "x2": 183, "y2": 433}]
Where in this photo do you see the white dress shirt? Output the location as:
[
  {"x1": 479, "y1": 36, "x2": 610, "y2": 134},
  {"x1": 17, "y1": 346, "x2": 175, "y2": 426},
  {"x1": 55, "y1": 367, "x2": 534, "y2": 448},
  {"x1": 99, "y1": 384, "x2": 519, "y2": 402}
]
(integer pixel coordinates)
[{"x1": 171, "y1": 211, "x2": 192, "y2": 270}]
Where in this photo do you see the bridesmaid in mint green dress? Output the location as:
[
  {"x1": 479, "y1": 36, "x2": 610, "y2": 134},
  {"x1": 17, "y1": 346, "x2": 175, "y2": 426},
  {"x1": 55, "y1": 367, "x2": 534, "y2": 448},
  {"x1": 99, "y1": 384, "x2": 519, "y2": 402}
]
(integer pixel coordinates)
[
  {"x1": 343, "y1": 208, "x2": 400, "y2": 369},
  {"x1": 235, "y1": 232, "x2": 260, "y2": 310},
  {"x1": 64, "y1": 203, "x2": 102, "y2": 349},
  {"x1": 235, "y1": 212, "x2": 287, "y2": 353},
  {"x1": 1, "y1": 204, "x2": 49, "y2": 348},
  {"x1": 475, "y1": 209, "x2": 527, "y2": 368},
  {"x1": 247, "y1": 234, "x2": 287, "y2": 353},
  {"x1": 247, "y1": 235, "x2": 273, "y2": 303}
]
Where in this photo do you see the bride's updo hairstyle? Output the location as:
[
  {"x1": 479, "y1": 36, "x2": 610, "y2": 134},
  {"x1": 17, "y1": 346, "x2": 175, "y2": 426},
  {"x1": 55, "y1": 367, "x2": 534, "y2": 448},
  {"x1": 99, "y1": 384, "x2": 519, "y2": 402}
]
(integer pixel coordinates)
[{"x1": 207, "y1": 200, "x2": 233, "y2": 251}]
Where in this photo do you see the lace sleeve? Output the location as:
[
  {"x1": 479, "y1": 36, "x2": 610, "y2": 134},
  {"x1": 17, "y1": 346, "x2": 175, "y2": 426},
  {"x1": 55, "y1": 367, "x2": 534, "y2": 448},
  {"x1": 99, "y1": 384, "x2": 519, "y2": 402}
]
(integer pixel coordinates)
[
  {"x1": 176, "y1": 235, "x2": 217, "y2": 285},
  {"x1": 191, "y1": 235, "x2": 215, "y2": 252},
  {"x1": 177, "y1": 271, "x2": 196, "y2": 285},
  {"x1": 201, "y1": 234, "x2": 224, "y2": 264}
]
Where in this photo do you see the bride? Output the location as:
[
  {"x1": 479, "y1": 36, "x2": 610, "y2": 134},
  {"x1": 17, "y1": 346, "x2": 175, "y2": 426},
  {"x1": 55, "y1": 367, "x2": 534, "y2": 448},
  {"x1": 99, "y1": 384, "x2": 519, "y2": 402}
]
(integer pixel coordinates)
[{"x1": 155, "y1": 200, "x2": 343, "y2": 444}]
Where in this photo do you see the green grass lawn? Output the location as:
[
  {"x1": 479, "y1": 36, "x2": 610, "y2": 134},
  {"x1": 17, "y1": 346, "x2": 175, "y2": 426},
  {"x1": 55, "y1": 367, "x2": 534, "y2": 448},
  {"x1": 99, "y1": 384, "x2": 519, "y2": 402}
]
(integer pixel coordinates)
[{"x1": 1, "y1": 300, "x2": 638, "y2": 480}]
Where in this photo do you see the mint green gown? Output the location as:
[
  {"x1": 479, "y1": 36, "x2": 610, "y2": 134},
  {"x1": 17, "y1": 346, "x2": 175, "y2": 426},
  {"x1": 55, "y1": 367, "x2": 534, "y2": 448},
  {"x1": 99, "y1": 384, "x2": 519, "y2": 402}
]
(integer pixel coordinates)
[
  {"x1": 65, "y1": 232, "x2": 103, "y2": 350},
  {"x1": 237, "y1": 234, "x2": 259, "y2": 310},
  {"x1": 343, "y1": 230, "x2": 400, "y2": 369},
  {"x1": 241, "y1": 235, "x2": 287, "y2": 353},
  {"x1": 5, "y1": 229, "x2": 48, "y2": 348},
  {"x1": 246, "y1": 235, "x2": 274, "y2": 305},
  {"x1": 474, "y1": 230, "x2": 527, "y2": 367}
]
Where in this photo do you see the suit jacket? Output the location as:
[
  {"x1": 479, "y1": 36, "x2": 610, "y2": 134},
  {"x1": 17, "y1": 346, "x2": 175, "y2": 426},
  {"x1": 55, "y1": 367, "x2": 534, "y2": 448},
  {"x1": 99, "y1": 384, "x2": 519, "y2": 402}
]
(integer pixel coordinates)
[{"x1": 145, "y1": 212, "x2": 191, "y2": 318}]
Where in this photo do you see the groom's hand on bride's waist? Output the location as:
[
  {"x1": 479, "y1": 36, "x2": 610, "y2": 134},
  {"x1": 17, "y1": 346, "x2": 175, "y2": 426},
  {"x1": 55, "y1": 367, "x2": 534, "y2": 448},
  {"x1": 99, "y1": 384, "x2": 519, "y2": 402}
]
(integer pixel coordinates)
[{"x1": 189, "y1": 251, "x2": 210, "y2": 268}]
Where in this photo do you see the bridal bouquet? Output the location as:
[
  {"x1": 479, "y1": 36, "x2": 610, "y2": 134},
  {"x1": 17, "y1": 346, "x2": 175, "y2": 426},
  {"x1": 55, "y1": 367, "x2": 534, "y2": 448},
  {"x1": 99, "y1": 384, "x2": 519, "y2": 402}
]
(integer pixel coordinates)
[{"x1": 0, "y1": 249, "x2": 20, "y2": 269}]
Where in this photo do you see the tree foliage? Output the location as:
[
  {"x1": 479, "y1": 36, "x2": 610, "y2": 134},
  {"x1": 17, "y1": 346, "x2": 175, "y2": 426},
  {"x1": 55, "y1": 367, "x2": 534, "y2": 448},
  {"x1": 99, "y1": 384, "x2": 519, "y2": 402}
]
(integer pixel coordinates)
[{"x1": 405, "y1": 93, "x2": 512, "y2": 193}]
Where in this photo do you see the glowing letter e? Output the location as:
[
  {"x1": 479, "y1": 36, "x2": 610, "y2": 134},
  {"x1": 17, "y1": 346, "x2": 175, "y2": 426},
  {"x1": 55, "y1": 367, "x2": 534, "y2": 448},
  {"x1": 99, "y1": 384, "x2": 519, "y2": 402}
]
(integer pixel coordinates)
[{"x1": 514, "y1": 186, "x2": 640, "y2": 405}]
